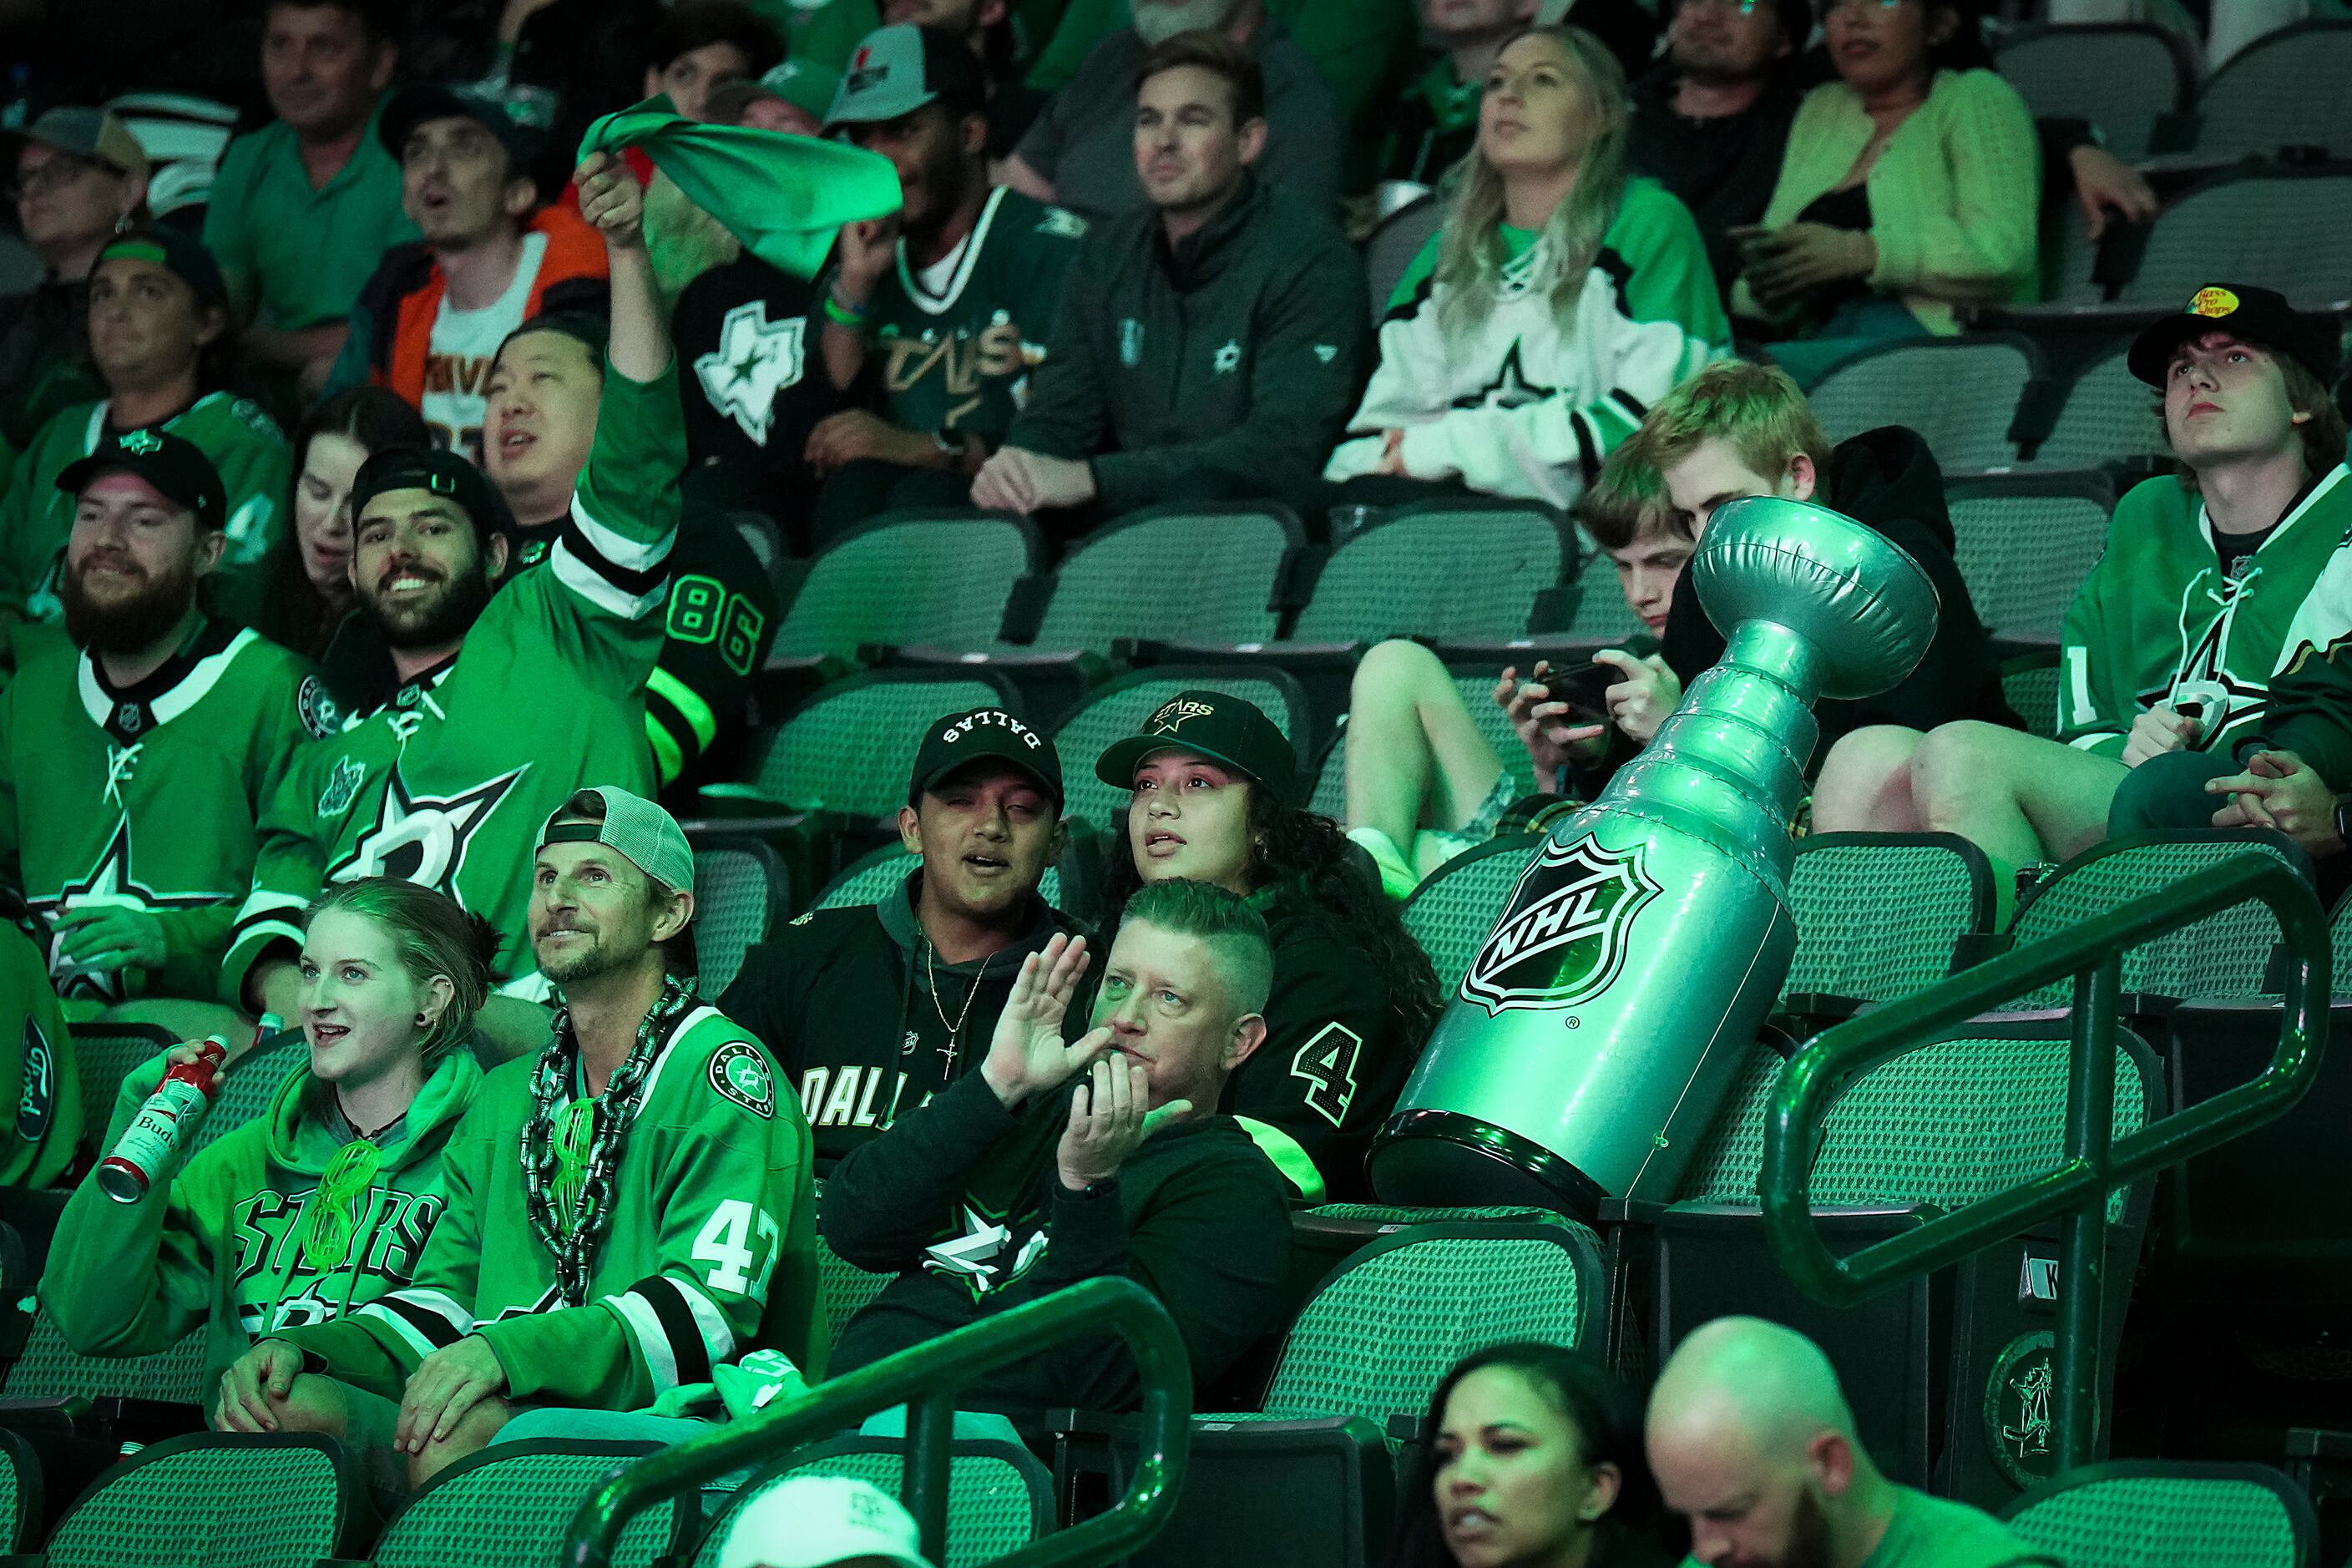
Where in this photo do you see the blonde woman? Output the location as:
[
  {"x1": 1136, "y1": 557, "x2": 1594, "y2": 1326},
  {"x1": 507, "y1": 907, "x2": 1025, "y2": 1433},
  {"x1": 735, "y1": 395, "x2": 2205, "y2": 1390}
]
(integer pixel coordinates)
[{"x1": 1323, "y1": 24, "x2": 1727, "y2": 510}]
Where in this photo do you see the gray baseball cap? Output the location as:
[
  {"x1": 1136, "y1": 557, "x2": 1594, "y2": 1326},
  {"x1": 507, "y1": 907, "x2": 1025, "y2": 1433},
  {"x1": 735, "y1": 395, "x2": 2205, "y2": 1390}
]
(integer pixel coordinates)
[
  {"x1": 539, "y1": 787, "x2": 696, "y2": 895},
  {"x1": 8, "y1": 106, "x2": 149, "y2": 185},
  {"x1": 824, "y1": 24, "x2": 989, "y2": 129}
]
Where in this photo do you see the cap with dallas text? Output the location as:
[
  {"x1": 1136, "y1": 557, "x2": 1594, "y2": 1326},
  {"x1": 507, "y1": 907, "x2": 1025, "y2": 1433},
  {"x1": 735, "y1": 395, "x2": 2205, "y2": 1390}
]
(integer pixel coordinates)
[
  {"x1": 2126, "y1": 283, "x2": 2339, "y2": 388},
  {"x1": 909, "y1": 706, "x2": 1064, "y2": 807},
  {"x1": 1094, "y1": 689, "x2": 1297, "y2": 807}
]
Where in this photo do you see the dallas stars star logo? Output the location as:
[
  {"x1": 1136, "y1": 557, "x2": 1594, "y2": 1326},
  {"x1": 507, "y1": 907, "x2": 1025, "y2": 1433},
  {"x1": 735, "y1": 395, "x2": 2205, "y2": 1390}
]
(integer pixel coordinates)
[
  {"x1": 32, "y1": 819, "x2": 224, "y2": 1002},
  {"x1": 923, "y1": 1203, "x2": 1049, "y2": 1297},
  {"x1": 2139, "y1": 604, "x2": 2265, "y2": 748},
  {"x1": 693, "y1": 301, "x2": 807, "y2": 446},
  {"x1": 1458, "y1": 342, "x2": 1554, "y2": 411},
  {"x1": 326, "y1": 766, "x2": 527, "y2": 901}
]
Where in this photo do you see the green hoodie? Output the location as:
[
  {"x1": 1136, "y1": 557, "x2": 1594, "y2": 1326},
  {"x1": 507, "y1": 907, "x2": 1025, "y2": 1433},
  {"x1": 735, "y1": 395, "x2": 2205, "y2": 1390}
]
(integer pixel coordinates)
[{"x1": 40, "y1": 1043, "x2": 481, "y2": 1399}]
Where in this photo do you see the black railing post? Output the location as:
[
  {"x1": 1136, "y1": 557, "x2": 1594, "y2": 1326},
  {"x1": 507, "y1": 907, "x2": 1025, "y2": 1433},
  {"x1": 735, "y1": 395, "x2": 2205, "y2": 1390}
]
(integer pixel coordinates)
[
  {"x1": 2053, "y1": 952, "x2": 2120, "y2": 1471},
  {"x1": 906, "y1": 1392, "x2": 956, "y2": 1561}
]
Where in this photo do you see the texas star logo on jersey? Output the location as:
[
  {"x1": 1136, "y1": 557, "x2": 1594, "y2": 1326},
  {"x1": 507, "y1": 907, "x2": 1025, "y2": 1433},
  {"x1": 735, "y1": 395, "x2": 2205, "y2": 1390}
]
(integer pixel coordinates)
[
  {"x1": 326, "y1": 765, "x2": 528, "y2": 900},
  {"x1": 33, "y1": 818, "x2": 225, "y2": 1001},
  {"x1": 694, "y1": 301, "x2": 807, "y2": 446},
  {"x1": 923, "y1": 1202, "x2": 1049, "y2": 1298},
  {"x1": 2139, "y1": 599, "x2": 2265, "y2": 749},
  {"x1": 1461, "y1": 834, "x2": 1661, "y2": 1014}
]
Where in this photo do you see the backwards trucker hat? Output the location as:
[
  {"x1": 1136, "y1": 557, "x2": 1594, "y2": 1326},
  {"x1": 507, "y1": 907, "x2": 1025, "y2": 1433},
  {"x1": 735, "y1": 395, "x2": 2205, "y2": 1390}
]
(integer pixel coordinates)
[
  {"x1": 825, "y1": 24, "x2": 989, "y2": 130},
  {"x1": 1094, "y1": 690, "x2": 1297, "y2": 807},
  {"x1": 2126, "y1": 283, "x2": 2340, "y2": 388},
  {"x1": 909, "y1": 706, "x2": 1064, "y2": 807},
  {"x1": 56, "y1": 427, "x2": 227, "y2": 530},
  {"x1": 539, "y1": 786, "x2": 696, "y2": 895},
  {"x1": 347, "y1": 444, "x2": 517, "y2": 542}
]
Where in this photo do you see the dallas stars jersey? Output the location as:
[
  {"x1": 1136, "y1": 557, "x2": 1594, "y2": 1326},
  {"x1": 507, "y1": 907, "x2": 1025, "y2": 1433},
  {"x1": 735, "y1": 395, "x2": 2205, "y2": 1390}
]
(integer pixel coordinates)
[
  {"x1": 41, "y1": 1044, "x2": 479, "y2": 1403},
  {"x1": 0, "y1": 392, "x2": 290, "y2": 616},
  {"x1": 857, "y1": 188, "x2": 1084, "y2": 445},
  {"x1": 0, "y1": 919, "x2": 77, "y2": 1189},
  {"x1": 281, "y1": 1006, "x2": 823, "y2": 1410},
  {"x1": 224, "y1": 360, "x2": 683, "y2": 1004},
  {"x1": 2059, "y1": 465, "x2": 2352, "y2": 757},
  {"x1": 0, "y1": 619, "x2": 329, "y2": 1003}
]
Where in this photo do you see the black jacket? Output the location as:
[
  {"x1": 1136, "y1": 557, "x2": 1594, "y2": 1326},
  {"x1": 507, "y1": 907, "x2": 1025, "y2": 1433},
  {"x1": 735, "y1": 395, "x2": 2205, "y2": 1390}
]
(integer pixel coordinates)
[
  {"x1": 1007, "y1": 172, "x2": 1366, "y2": 515},
  {"x1": 1661, "y1": 426, "x2": 2018, "y2": 766},
  {"x1": 0, "y1": 277, "x2": 99, "y2": 453},
  {"x1": 1237, "y1": 880, "x2": 1427, "y2": 1206},
  {"x1": 823, "y1": 1071, "x2": 1292, "y2": 1431},
  {"x1": 1628, "y1": 66, "x2": 1804, "y2": 293},
  {"x1": 720, "y1": 871, "x2": 1091, "y2": 1170}
]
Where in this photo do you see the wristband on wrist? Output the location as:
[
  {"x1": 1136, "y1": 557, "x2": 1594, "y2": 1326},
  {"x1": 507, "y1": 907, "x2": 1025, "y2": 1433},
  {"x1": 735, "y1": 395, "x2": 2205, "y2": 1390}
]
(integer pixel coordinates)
[{"x1": 822, "y1": 291, "x2": 872, "y2": 330}]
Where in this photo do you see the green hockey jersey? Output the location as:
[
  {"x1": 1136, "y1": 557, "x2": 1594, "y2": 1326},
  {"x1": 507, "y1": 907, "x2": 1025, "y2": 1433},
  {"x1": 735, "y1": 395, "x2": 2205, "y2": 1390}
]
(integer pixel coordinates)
[
  {"x1": 0, "y1": 619, "x2": 331, "y2": 1004},
  {"x1": 281, "y1": 1005, "x2": 824, "y2": 1409},
  {"x1": 0, "y1": 919, "x2": 77, "y2": 1189},
  {"x1": 0, "y1": 392, "x2": 291, "y2": 617},
  {"x1": 2059, "y1": 465, "x2": 2352, "y2": 758},
  {"x1": 857, "y1": 187, "x2": 1085, "y2": 445},
  {"x1": 224, "y1": 360, "x2": 682, "y2": 1006},
  {"x1": 40, "y1": 1043, "x2": 480, "y2": 1399}
]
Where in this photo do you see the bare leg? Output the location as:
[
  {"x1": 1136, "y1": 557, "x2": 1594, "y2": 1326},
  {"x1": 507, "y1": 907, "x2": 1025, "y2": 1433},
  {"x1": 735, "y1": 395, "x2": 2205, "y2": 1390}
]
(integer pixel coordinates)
[
  {"x1": 408, "y1": 1394, "x2": 518, "y2": 1490},
  {"x1": 1811, "y1": 726, "x2": 1929, "y2": 832},
  {"x1": 240, "y1": 1372, "x2": 356, "y2": 1438},
  {"x1": 1343, "y1": 640, "x2": 1505, "y2": 845},
  {"x1": 1908, "y1": 722, "x2": 2128, "y2": 869}
]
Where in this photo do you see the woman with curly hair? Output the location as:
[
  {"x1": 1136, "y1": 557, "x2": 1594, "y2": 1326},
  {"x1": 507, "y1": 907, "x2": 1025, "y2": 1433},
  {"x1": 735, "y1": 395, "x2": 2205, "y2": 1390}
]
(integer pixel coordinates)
[{"x1": 1095, "y1": 690, "x2": 1443, "y2": 1205}]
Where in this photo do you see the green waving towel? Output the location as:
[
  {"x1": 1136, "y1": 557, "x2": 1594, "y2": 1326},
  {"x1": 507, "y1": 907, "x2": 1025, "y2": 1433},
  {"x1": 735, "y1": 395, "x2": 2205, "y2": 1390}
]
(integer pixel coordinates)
[{"x1": 578, "y1": 96, "x2": 903, "y2": 280}]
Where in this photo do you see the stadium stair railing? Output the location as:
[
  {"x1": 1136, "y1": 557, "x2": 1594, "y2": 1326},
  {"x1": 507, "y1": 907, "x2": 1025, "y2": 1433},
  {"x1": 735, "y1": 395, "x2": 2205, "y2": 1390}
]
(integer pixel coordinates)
[
  {"x1": 1762, "y1": 852, "x2": 2329, "y2": 1475},
  {"x1": 561, "y1": 1277, "x2": 1189, "y2": 1568}
]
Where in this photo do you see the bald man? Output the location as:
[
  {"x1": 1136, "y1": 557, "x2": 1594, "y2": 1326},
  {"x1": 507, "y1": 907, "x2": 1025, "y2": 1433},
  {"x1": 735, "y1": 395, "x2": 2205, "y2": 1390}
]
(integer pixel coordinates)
[{"x1": 1646, "y1": 1318, "x2": 2057, "y2": 1568}]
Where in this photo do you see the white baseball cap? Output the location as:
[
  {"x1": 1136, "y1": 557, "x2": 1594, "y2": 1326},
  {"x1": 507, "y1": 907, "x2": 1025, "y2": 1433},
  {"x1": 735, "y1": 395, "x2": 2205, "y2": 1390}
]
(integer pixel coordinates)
[{"x1": 716, "y1": 1474, "x2": 935, "y2": 1568}]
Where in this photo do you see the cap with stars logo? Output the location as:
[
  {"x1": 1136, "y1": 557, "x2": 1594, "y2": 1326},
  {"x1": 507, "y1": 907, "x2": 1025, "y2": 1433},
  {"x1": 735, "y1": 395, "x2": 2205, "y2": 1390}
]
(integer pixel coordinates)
[
  {"x1": 1094, "y1": 689, "x2": 1298, "y2": 807},
  {"x1": 56, "y1": 428, "x2": 228, "y2": 531}
]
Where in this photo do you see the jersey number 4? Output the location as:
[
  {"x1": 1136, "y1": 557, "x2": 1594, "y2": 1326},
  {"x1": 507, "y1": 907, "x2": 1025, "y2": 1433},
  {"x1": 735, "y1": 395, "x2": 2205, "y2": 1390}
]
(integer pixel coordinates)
[
  {"x1": 694, "y1": 1199, "x2": 784, "y2": 1302},
  {"x1": 1291, "y1": 1024, "x2": 1364, "y2": 1129}
]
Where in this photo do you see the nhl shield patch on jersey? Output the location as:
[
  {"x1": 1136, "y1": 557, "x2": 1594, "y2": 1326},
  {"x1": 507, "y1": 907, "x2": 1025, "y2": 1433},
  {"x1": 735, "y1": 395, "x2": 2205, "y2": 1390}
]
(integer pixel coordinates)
[
  {"x1": 296, "y1": 676, "x2": 341, "y2": 740},
  {"x1": 710, "y1": 1041, "x2": 776, "y2": 1119},
  {"x1": 1460, "y1": 835, "x2": 1661, "y2": 1015}
]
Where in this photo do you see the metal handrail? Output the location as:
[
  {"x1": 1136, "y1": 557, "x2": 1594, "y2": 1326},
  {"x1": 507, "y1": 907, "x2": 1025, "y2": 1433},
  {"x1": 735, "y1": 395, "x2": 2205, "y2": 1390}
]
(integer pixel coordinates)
[
  {"x1": 1762, "y1": 852, "x2": 2329, "y2": 1472},
  {"x1": 560, "y1": 1277, "x2": 1191, "y2": 1568}
]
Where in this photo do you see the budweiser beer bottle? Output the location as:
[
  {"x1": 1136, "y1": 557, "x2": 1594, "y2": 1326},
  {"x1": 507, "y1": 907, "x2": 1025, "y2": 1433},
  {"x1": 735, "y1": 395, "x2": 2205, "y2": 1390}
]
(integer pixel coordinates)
[{"x1": 96, "y1": 1036, "x2": 230, "y2": 1203}]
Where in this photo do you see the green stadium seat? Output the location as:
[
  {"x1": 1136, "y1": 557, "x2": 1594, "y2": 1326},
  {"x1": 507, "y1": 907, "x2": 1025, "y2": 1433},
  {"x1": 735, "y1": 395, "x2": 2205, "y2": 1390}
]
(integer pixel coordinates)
[
  {"x1": 816, "y1": 1241, "x2": 894, "y2": 1338},
  {"x1": 1402, "y1": 835, "x2": 1541, "y2": 998},
  {"x1": 810, "y1": 845, "x2": 1061, "y2": 914},
  {"x1": 67, "y1": 1022, "x2": 176, "y2": 1158},
  {"x1": 692, "y1": 1436, "x2": 1053, "y2": 1568},
  {"x1": 1806, "y1": 336, "x2": 2044, "y2": 473},
  {"x1": 0, "y1": 1427, "x2": 38, "y2": 1551},
  {"x1": 1785, "y1": 834, "x2": 1995, "y2": 1010},
  {"x1": 2180, "y1": 23, "x2": 2352, "y2": 164},
  {"x1": 688, "y1": 835, "x2": 787, "y2": 996},
  {"x1": 38, "y1": 1433, "x2": 358, "y2": 1567},
  {"x1": 1049, "y1": 667, "x2": 1314, "y2": 833},
  {"x1": 2000, "y1": 1460, "x2": 2317, "y2": 1568},
  {"x1": 1026, "y1": 503, "x2": 1301, "y2": 653},
  {"x1": 1110, "y1": 1218, "x2": 1604, "y2": 1568},
  {"x1": 1945, "y1": 473, "x2": 2113, "y2": 644},
  {"x1": 2115, "y1": 166, "x2": 2352, "y2": 311},
  {"x1": 2001, "y1": 649, "x2": 2061, "y2": 741},
  {"x1": 771, "y1": 511, "x2": 1037, "y2": 660},
  {"x1": 748, "y1": 671, "x2": 1022, "y2": 820},
  {"x1": 1291, "y1": 502, "x2": 1574, "y2": 645},
  {"x1": 1992, "y1": 23, "x2": 2192, "y2": 161},
  {"x1": 1363, "y1": 194, "x2": 1442, "y2": 326},
  {"x1": 1659, "y1": 1022, "x2": 2162, "y2": 1505},
  {"x1": 371, "y1": 1439, "x2": 684, "y2": 1568},
  {"x1": 2006, "y1": 833, "x2": 2309, "y2": 1010},
  {"x1": 2030, "y1": 346, "x2": 2163, "y2": 471},
  {"x1": 1565, "y1": 542, "x2": 1648, "y2": 642}
]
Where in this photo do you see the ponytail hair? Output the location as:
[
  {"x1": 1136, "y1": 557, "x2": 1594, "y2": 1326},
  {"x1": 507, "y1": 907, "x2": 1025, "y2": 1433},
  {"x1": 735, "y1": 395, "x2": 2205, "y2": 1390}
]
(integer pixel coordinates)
[{"x1": 302, "y1": 878, "x2": 501, "y2": 1060}]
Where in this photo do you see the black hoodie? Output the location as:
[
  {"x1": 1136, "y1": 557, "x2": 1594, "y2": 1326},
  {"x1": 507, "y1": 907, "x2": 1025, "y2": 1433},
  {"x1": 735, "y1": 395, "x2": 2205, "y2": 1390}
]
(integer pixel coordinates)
[
  {"x1": 719, "y1": 871, "x2": 1093, "y2": 1170},
  {"x1": 1661, "y1": 425, "x2": 2019, "y2": 765}
]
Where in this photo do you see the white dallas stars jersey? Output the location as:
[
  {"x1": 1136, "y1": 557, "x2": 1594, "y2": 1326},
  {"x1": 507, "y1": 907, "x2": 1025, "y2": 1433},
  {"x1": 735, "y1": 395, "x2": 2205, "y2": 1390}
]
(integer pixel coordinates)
[{"x1": 223, "y1": 362, "x2": 685, "y2": 1004}]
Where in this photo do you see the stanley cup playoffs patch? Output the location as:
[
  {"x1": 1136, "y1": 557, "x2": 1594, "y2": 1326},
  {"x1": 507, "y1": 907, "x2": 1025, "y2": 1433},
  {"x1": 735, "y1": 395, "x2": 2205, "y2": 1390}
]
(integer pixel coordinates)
[{"x1": 1461, "y1": 835, "x2": 1662, "y2": 1015}]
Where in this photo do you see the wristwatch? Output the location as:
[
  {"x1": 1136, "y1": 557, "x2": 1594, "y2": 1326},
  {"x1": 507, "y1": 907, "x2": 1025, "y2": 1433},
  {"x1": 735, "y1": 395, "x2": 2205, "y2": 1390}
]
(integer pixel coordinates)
[
  {"x1": 1056, "y1": 1175, "x2": 1116, "y2": 1201},
  {"x1": 2333, "y1": 793, "x2": 2351, "y2": 857}
]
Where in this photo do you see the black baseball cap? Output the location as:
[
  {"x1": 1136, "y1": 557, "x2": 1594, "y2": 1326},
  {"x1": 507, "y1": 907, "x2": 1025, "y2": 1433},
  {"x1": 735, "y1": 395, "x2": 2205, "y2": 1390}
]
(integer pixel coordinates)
[
  {"x1": 2127, "y1": 283, "x2": 2340, "y2": 388},
  {"x1": 97, "y1": 228, "x2": 230, "y2": 315},
  {"x1": 379, "y1": 82, "x2": 550, "y2": 172},
  {"x1": 1095, "y1": 690, "x2": 1297, "y2": 807},
  {"x1": 348, "y1": 444, "x2": 518, "y2": 542},
  {"x1": 909, "y1": 706, "x2": 1064, "y2": 807},
  {"x1": 825, "y1": 24, "x2": 990, "y2": 130},
  {"x1": 57, "y1": 428, "x2": 227, "y2": 530}
]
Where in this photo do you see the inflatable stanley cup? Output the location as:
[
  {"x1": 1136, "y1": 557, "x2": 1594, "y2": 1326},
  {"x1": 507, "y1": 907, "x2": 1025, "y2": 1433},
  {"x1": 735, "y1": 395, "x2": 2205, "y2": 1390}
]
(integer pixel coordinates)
[{"x1": 1368, "y1": 497, "x2": 1940, "y2": 1216}]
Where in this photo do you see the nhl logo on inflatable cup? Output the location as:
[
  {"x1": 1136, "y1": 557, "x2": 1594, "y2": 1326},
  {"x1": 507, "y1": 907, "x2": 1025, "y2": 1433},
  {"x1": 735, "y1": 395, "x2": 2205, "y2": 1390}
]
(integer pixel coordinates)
[{"x1": 1461, "y1": 835, "x2": 1661, "y2": 1016}]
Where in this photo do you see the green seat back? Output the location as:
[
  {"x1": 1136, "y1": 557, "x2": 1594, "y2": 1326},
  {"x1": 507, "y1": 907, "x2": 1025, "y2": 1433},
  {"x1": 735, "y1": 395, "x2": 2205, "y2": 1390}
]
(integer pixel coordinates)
[
  {"x1": 1786, "y1": 836, "x2": 1990, "y2": 1004},
  {"x1": 2006, "y1": 1466, "x2": 2306, "y2": 1568},
  {"x1": 373, "y1": 1444, "x2": 678, "y2": 1568},
  {"x1": 198, "y1": 1035, "x2": 305, "y2": 1158},
  {"x1": 690, "y1": 843, "x2": 780, "y2": 997},
  {"x1": 1292, "y1": 508, "x2": 1563, "y2": 644},
  {"x1": 2188, "y1": 23, "x2": 2352, "y2": 162},
  {"x1": 2002, "y1": 655, "x2": 2061, "y2": 741},
  {"x1": 695, "y1": 1441, "x2": 1050, "y2": 1568},
  {"x1": 1309, "y1": 730, "x2": 1349, "y2": 822},
  {"x1": 2120, "y1": 170, "x2": 2352, "y2": 307},
  {"x1": 68, "y1": 1023, "x2": 176, "y2": 1156},
  {"x1": 1033, "y1": 508, "x2": 1290, "y2": 652},
  {"x1": 1402, "y1": 836, "x2": 1540, "y2": 998},
  {"x1": 43, "y1": 1435, "x2": 348, "y2": 1568},
  {"x1": 0, "y1": 1429, "x2": 28, "y2": 1551},
  {"x1": 1262, "y1": 1222, "x2": 1600, "y2": 1421},
  {"x1": 2008, "y1": 837, "x2": 2300, "y2": 1009},
  {"x1": 775, "y1": 517, "x2": 1030, "y2": 658},
  {"x1": 4, "y1": 1303, "x2": 207, "y2": 1405},
  {"x1": 1808, "y1": 336, "x2": 2036, "y2": 473},
  {"x1": 1991, "y1": 24, "x2": 2186, "y2": 161},
  {"x1": 1672, "y1": 1032, "x2": 2150, "y2": 1216},
  {"x1": 1052, "y1": 675, "x2": 1305, "y2": 832},
  {"x1": 1566, "y1": 543, "x2": 1646, "y2": 641},
  {"x1": 755, "y1": 678, "x2": 1011, "y2": 817},
  {"x1": 817, "y1": 1243, "x2": 893, "y2": 1335},
  {"x1": 1947, "y1": 483, "x2": 2112, "y2": 642},
  {"x1": 2036, "y1": 350, "x2": 2163, "y2": 470}
]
